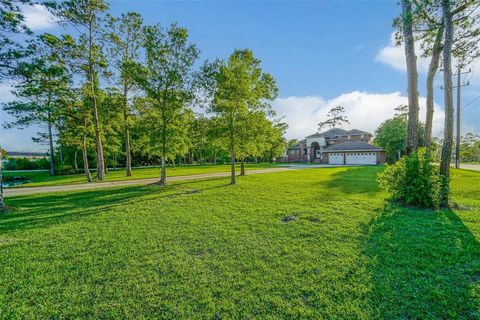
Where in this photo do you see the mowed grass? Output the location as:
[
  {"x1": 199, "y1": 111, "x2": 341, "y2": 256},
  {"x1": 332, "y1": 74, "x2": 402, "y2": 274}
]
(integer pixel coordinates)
[
  {"x1": 4, "y1": 163, "x2": 277, "y2": 187},
  {"x1": 1, "y1": 167, "x2": 479, "y2": 319}
]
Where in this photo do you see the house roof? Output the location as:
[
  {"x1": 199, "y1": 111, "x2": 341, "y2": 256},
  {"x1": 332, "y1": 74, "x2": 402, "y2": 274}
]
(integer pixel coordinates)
[
  {"x1": 345, "y1": 129, "x2": 371, "y2": 136},
  {"x1": 323, "y1": 141, "x2": 383, "y2": 152},
  {"x1": 306, "y1": 128, "x2": 372, "y2": 139},
  {"x1": 305, "y1": 132, "x2": 324, "y2": 139},
  {"x1": 317, "y1": 128, "x2": 348, "y2": 138},
  {"x1": 287, "y1": 143, "x2": 301, "y2": 150}
]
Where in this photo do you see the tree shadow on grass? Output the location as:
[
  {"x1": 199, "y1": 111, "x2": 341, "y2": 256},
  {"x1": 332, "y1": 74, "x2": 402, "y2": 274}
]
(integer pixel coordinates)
[
  {"x1": 1, "y1": 179, "x2": 230, "y2": 233},
  {"x1": 317, "y1": 166, "x2": 383, "y2": 195},
  {"x1": 363, "y1": 204, "x2": 480, "y2": 319}
]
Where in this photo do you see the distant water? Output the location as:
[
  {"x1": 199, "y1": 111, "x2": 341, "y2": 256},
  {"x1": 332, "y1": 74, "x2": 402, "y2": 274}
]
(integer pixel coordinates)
[{"x1": 3, "y1": 179, "x2": 30, "y2": 188}]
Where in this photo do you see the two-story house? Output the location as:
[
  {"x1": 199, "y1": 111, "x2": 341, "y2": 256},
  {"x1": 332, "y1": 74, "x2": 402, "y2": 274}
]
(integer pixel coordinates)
[{"x1": 285, "y1": 128, "x2": 385, "y2": 165}]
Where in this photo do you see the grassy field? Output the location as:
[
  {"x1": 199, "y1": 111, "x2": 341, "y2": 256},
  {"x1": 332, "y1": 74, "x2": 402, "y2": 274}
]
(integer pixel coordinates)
[
  {"x1": 4, "y1": 163, "x2": 278, "y2": 187},
  {"x1": 1, "y1": 167, "x2": 479, "y2": 318}
]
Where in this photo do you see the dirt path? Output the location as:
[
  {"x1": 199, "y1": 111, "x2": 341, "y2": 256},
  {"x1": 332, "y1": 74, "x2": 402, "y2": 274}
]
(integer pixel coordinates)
[{"x1": 4, "y1": 167, "x2": 297, "y2": 197}]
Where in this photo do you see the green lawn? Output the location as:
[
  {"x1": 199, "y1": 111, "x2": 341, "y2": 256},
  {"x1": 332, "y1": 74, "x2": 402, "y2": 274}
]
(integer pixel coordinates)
[
  {"x1": 4, "y1": 163, "x2": 278, "y2": 187},
  {"x1": 1, "y1": 167, "x2": 479, "y2": 318}
]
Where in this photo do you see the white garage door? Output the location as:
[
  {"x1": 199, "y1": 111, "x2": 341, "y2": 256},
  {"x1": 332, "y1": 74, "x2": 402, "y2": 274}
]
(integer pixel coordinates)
[
  {"x1": 328, "y1": 153, "x2": 344, "y2": 165},
  {"x1": 346, "y1": 152, "x2": 377, "y2": 165}
]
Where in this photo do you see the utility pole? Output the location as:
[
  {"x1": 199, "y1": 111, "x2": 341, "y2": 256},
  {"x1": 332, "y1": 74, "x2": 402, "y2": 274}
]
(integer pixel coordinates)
[
  {"x1": 440, "y1": 66, "x2": 470, "y2": 169},
  {"x1": 455, "y1": 66, "x2": 461, "y2": 169},
  {"x1": 454, "y1": 66, "x2": 470, "y2": 169}
]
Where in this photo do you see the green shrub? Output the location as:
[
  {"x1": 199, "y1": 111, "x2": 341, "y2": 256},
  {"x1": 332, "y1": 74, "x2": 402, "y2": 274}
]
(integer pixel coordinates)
[
  {"x1": 37, "y1": 157, "x2": 52, "y2": 170},
  {"x1": 55, "y1": 165, "x2": 75, "y2": 175},
  {"x1": 5, "y1": 158, "x2": 38, "y2": 170},
  {"x1": 4, "y1": 157, "x2": 52, "y2": 170},
  {"x1": 377, "y1": 148, "x2": 441, "y2": 209}
]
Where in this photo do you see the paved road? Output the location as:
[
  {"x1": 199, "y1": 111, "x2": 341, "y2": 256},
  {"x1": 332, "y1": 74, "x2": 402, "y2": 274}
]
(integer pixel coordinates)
[
  {"x1": 4, "y1": 167, "x2": 297, "y2": 197},
  {"x1": 458, "y1": 164, "x2": 480, "y2": 171}
]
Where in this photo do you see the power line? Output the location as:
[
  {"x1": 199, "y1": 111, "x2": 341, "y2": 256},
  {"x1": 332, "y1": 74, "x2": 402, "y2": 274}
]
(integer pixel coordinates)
[
  {"x1": 434, "y1": 97, "x2": 480, "y2": 140},
  {"x1": 461, "y1": 94, "x2": 480, "y2": 110}
]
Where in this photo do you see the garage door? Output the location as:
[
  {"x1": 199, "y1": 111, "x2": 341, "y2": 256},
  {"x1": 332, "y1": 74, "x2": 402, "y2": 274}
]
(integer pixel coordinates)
[
  {"x1": 328, "y1": 153, "x2": 344, "y2": 165},
  {"x1": 346, "y1": 152, "x2": 377, "y2": 165}
]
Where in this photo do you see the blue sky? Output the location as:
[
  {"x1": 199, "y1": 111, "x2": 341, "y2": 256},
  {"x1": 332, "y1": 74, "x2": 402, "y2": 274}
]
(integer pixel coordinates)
[{"x1": 1, "y1": 0, "x2": 480, "y2": 151}]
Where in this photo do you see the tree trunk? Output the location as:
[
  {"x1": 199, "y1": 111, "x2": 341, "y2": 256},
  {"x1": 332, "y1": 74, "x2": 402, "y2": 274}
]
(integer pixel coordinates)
[
  {"x1": 229, "y1": 117, "x2": 236, "y2": 185},
  {"x1": 230, "y1": 152, "x2": 236, "y2": 185},
  {"x1": 88, "y1": 18, "x2": 105, "y2": 181},
  {"x1": 159, "y1": 154, "x2": 166, "y2": 185},
  {"x1": 47, "y1": 111, "x2": 55, "y2": 176},
  {"x1": 123, "y1": 84, "x2": 132, "y2": 177},
  {"x1": 425, "y1": 25, "x2": 444, "y2": 148},
  {"x1": 240, "y1": 158, "x2": 246, "y2": 176},
  {"x1": 402, "y1": 0, "x2": 420, "y2": 154},
  {"x1": 159, "y1": 119, "x2": 167, "y2": 185},
  {"x1": 440, "y1": 0, "x2": 454, "y2": 206},
  {"x1": 82, "y1": 132, "x2": 92, "y2": 182},
  {"x1": 74, "y1": 150, "x2": 78, "y2": 171}
]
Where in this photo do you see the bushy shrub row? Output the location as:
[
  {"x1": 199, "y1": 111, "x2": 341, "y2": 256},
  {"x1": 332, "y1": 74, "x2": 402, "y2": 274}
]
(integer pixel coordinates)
[
  {"x1": 377, "y1": 148, "x2": 445, "y2": 209},
  {"x1": 4, "y1": 157, "x2": 51, "y2": 170}
]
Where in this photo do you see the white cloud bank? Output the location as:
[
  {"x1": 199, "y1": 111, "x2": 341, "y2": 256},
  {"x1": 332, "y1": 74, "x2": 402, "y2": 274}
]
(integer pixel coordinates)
[
  {"x1": 273, "y1": 91, "x2": 445, "y2": 140},
  {"x1": 376, "y1": 32, "x2": 480, "y2": 87},
  {"x1": 22, "y1": 4, "x2": 57, "y2": 30}
]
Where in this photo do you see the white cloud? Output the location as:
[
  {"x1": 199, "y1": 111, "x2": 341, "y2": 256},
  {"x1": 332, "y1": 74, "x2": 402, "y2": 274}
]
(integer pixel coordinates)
[
  {"x1": 273, "y1": 91, "x2": 445, "y2": 140},
  {"x1": 22, "y1": 4, "x2": 57, "y2": 31},
  {"x1": 376, "y1": 32, "x2": 480, "y2": 86},
  {"x1": 376, "y1": 32, "x2": 430, "y2": 73}
]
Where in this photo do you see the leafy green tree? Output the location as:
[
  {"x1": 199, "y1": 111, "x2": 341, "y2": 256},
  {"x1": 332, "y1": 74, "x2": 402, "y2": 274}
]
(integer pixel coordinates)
[
  {"x1": 212, "y1": 49, "x2": 278, "y2": 184},
  {"x1": 318, "y1": 105, "x2": 349, "y2": 131},
  {"x1": 439, "y1": 0, "x2": 480, "y2": 206},
  {"x1": 395, "y1": 0, "x2": 480, "y2": 205},
  {"x1": 287, "y1": 139, "x2": 299, "y2": 148},
  {"x1": 57, "y1": 87, "x2": 95, "y2": 182},
  {"x1": 395, "y1": 1, "x2": 480, "y2": 148},
  {"x1": 99, "y1": 88, "x2": 123, "y2": 172},
  {"x1": 460, "y1": 133, "x2": 480, "y2": 162},
  {"x1": 104, "y1": 12, "x2": 144, "y2": 176},
  {"x1": 374, "y1": 113, "x2": 425, "y2": 164},
  {"x1": 133, "y1": 23, "x2": 199, "y2": 185},
  {"x1": 236, "y1": 111, "x2": 264, "y2": 175},
  {"x1": 3, "y1": 37, "x2": 72, "y2": 176},
  {"x1": 236, "y1": 111, "x2": 284, "y2": 174},
  {"x1": 0, "y1": 0, "x2": 34, "y2": 79},
  {"x1": 205, "y1": 116, "x2": 229, "y2": 165},
  {"x1": 186, "y1": 113, "x2": 212, "y2": 164},
  {"x1": 257, "y1": 118, "x2": 287, "y2": 163},
  {"x1": 374, "y1": 117, "x2": 408, "y2": 163},
  {"x1": 51, "y1": 0, "x2": 109, "y2": 180}
]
